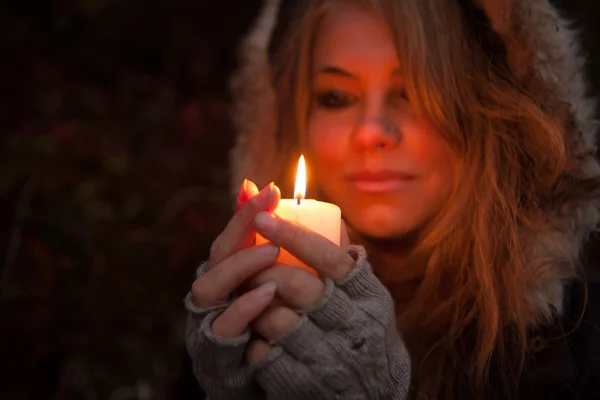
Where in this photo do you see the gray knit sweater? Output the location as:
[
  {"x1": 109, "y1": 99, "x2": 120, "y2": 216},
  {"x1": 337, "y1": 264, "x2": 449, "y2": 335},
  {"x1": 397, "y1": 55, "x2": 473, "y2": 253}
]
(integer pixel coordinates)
[{"x1": 184, "y1": 245, "x2": 411, "y2": 399}]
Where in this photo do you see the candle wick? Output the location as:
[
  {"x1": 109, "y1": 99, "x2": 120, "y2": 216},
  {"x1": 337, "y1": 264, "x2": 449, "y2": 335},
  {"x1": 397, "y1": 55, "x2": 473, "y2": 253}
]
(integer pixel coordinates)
[{"x1": 296, "y1": 195, "x2": 302, "y2": 206}]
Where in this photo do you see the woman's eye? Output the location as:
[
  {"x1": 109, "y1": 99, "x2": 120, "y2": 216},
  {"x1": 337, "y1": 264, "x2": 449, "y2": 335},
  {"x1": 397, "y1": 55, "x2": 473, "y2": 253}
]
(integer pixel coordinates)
[{"x1": 315, "y1": 91, "x2": 358, "y2": 109}]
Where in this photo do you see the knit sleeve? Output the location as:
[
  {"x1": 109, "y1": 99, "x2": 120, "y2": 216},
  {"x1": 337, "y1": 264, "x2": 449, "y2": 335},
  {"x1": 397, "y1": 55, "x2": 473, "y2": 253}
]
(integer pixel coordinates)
[{"x1": 254, "y1": 245, "x2": 411, "y2": 399}]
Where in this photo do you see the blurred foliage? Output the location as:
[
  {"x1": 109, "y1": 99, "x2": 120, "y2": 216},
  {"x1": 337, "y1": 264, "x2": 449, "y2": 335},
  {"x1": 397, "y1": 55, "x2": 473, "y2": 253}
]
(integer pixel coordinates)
[
  {"x1": 1, "y1": 1, "x2": 599, "y2": 400},
  {"x1": 0, "y1": 0, "x2": 259, "y2": 399}
]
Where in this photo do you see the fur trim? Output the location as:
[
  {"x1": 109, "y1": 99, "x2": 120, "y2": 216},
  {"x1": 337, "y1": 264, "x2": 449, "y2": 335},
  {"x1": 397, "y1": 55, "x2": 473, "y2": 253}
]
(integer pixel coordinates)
[
  {"x1": 228, "y1": 0, "x2": 600, "y2": 323},
  {"x1": 229, "y1": 0, "x2": 282, "y2": 195},
  {"x1": 476, "y1": 0, "x2": 600, "y2": 322}
]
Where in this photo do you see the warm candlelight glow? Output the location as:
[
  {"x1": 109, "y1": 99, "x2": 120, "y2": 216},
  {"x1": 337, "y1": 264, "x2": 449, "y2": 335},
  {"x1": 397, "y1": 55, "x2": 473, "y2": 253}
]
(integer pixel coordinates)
[
  {"x1": 294, "y1": 155, "x2": 307, "y2": 203},
  {"x1": 254, "y1": 153, "x2": 341, "y2": 275}
]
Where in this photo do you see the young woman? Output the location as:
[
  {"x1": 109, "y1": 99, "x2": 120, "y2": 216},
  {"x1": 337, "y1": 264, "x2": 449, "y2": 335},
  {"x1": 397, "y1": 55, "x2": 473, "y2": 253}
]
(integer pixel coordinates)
[{"x1": 184, "y1": 0, "x2": 600, "y2": 398}]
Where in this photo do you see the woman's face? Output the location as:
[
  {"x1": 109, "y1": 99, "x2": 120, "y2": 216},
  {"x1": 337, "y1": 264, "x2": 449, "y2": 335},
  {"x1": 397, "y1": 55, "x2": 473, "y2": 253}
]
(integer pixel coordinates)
[{"x1": 306, "y1": 3, "x2": 458, "y2": 239}]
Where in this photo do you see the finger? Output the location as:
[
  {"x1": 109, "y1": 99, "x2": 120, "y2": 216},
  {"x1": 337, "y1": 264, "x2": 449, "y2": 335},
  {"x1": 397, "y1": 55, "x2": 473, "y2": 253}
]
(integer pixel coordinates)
[
  {"x1": 235, "y1": 179, "x2": 260, "y2": 211},
  {"x1": 246, "y1": 339, "x2": 272, "y2": 365},
  {"x1": 268, "y1": 297, "x2": 287, "y2": 308},
  {"x1": 340, "y1": 220, "x2": 350, "y2": 248},
  {"x1": 245, "y1": 265, "x2": 325, "y2": 309},
  {"x1": 210, "y1": 182, "x2": 281, "y2": 267},
  {"x1": 192, "y1": 244, "x2": 280, "y2": 308},
  {"x1": 211, "y1": 281, "x2": 277, "y2": 338},
  {"x1": 254, "y1": 212, "x2": 355, "y2": 280},
  {"x1": 251, "y1": 306, "x2": 301, "y2": 341}
]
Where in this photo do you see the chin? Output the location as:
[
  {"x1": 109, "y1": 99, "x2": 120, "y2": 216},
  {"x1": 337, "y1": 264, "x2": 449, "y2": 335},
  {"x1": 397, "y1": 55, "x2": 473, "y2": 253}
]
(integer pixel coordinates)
[{"x1": 346, "y1": 204, "x2": 418, "y2": 239}]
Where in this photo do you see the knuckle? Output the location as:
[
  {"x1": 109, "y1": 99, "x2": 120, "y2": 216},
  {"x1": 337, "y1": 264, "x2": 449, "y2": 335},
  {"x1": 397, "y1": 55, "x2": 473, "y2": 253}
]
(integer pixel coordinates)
[
  {"x1": 268, "y1": 307, "x2": 297, "y2": 335},
  {"x1": 246, "y1": 339, "x2": 261, "y2": 358},
  {"x1": 287, "y1": 270, "x2": 308, "y2": 298},
  {"x1": 191, "y1": 276, "x2": 216, "y2": 308},
  {"x1": 246, "y1": 339, "x2": 270, "y2": 364},
  {"x1": 287, "y1": 269, "x2": 323, "y2": 306},
  {"x1": 209, "y1": 235, "x2": 224, "y2": 261},
  {"x1": 323, "y1": 247, "x2": 349, "y2": 278},
  {"x1": 257, "y1": 307, "x2": 297, "y2": 339},
  {"x1": 211, "y1": 309, "x2": 242, "y2": 339},
  {"x1": 210, "y1": 313, "x2": 226, "y2": 337}
]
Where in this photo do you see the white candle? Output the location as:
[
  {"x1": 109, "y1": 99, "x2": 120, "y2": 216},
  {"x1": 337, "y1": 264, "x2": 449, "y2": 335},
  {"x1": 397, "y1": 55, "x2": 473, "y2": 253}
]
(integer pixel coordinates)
[{"x1": 255, "y1": 155, "x2": 341, "y2": 275}]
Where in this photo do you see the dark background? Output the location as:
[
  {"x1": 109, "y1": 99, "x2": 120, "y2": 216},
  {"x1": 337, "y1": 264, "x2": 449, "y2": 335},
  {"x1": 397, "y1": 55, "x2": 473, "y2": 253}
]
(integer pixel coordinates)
[{"x1": 0, "y1": 1, "x2": 598, "y2": 399}]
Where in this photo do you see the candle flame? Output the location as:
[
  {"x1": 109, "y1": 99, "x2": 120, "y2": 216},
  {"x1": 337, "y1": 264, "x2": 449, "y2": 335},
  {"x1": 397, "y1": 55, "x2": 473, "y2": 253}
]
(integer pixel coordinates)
[{"x1": 294, "y1": 155, "x2": 306, "y2": 201}]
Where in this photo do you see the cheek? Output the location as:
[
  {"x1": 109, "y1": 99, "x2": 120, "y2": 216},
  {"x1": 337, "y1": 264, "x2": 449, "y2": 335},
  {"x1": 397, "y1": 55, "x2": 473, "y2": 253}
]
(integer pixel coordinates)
[
  {"x1": 306, "y1": 112, "x2": 352, "y2": 168},
  {"x1": 404, "y1": 119, "x2": 457, "y2": 181},
  {"x1": 413, "y1": 133, "x2": 458, "y2": 213},
  {"x1": 430, "y1": 140, "x2": 457, "y2": 185}
]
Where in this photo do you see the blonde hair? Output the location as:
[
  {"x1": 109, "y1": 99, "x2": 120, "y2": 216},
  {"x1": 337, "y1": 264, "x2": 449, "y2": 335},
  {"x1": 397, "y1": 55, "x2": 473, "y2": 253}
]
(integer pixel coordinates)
[{"x1": 270, "y1": 0, "x2": 570, "y2": 398}]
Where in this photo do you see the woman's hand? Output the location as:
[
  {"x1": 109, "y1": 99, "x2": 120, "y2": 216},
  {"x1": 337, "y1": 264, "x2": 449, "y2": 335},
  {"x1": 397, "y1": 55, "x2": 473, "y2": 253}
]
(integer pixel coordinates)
[
  {"x1": 185, "y1": 180, "x2": 283, "y2": 399},
  {"x1": 193, "y1": 181, "x2": 281, "y2": 336},
  {"x1": 243, "y1": 211, "x2": 412, "y2": 399},
  {"x1": 245, "y1": 214, "x2": 353, "y2": 360}
]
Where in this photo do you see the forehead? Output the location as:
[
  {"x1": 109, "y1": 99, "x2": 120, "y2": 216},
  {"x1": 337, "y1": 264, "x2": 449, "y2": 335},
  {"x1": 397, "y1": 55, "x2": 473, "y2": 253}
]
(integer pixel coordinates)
[{"x1": 312, "y1": 3, "x2": 398, "y2": 70}]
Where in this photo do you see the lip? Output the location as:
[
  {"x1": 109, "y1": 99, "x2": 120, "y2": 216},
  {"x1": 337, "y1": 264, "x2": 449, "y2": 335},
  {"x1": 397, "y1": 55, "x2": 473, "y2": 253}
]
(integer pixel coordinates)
[{"x1": 346, "y1": 170, "x2": 416, "y2": 193}]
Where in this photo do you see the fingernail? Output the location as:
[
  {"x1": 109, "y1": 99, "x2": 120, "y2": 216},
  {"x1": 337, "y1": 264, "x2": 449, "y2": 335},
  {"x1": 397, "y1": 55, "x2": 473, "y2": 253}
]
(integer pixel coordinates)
[
  {"x1": 254, "y1": 184, "x2": 274, "y2": 207},
  {"x1": 254, "y1": 281, "x2": 277, "y2": 299},
  {"x1": 246, "y1": 180, "x2": 260, "y2": 197},
  {"x1": 257, "y1": 243, "x2": 279, "y2": 257},
  {"x1": 255, "y1": 212, "x2": 277, "y2": 232},
  {"x1": 269, "y1": 182, "x2": 281, "y2": 199},
  {"x1": 237, "y1": 179, "x2": 249, "y2": 203}
]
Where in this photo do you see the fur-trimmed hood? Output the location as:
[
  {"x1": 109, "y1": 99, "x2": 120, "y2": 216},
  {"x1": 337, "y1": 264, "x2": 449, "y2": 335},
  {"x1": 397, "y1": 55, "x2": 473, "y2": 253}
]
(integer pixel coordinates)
[{"x1": 228, "y1": 0, "x2": 600, "y2": 323}]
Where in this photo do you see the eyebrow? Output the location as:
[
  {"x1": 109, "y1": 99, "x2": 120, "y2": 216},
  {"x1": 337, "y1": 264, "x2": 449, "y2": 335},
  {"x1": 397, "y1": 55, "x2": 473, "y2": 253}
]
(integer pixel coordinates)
[
  {"x1": 315, "y1": 66, "x2": 357, "y2": 78},
  {"x1": 315, "y1": 65, "x2": 403, "y2": 78}
]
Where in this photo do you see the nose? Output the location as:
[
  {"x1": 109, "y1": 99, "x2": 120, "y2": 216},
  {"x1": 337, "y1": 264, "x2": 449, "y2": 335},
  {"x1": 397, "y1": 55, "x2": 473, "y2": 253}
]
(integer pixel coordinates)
[{"x1": 352, "y1": 113, "x2": 401, "y2": 151}]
